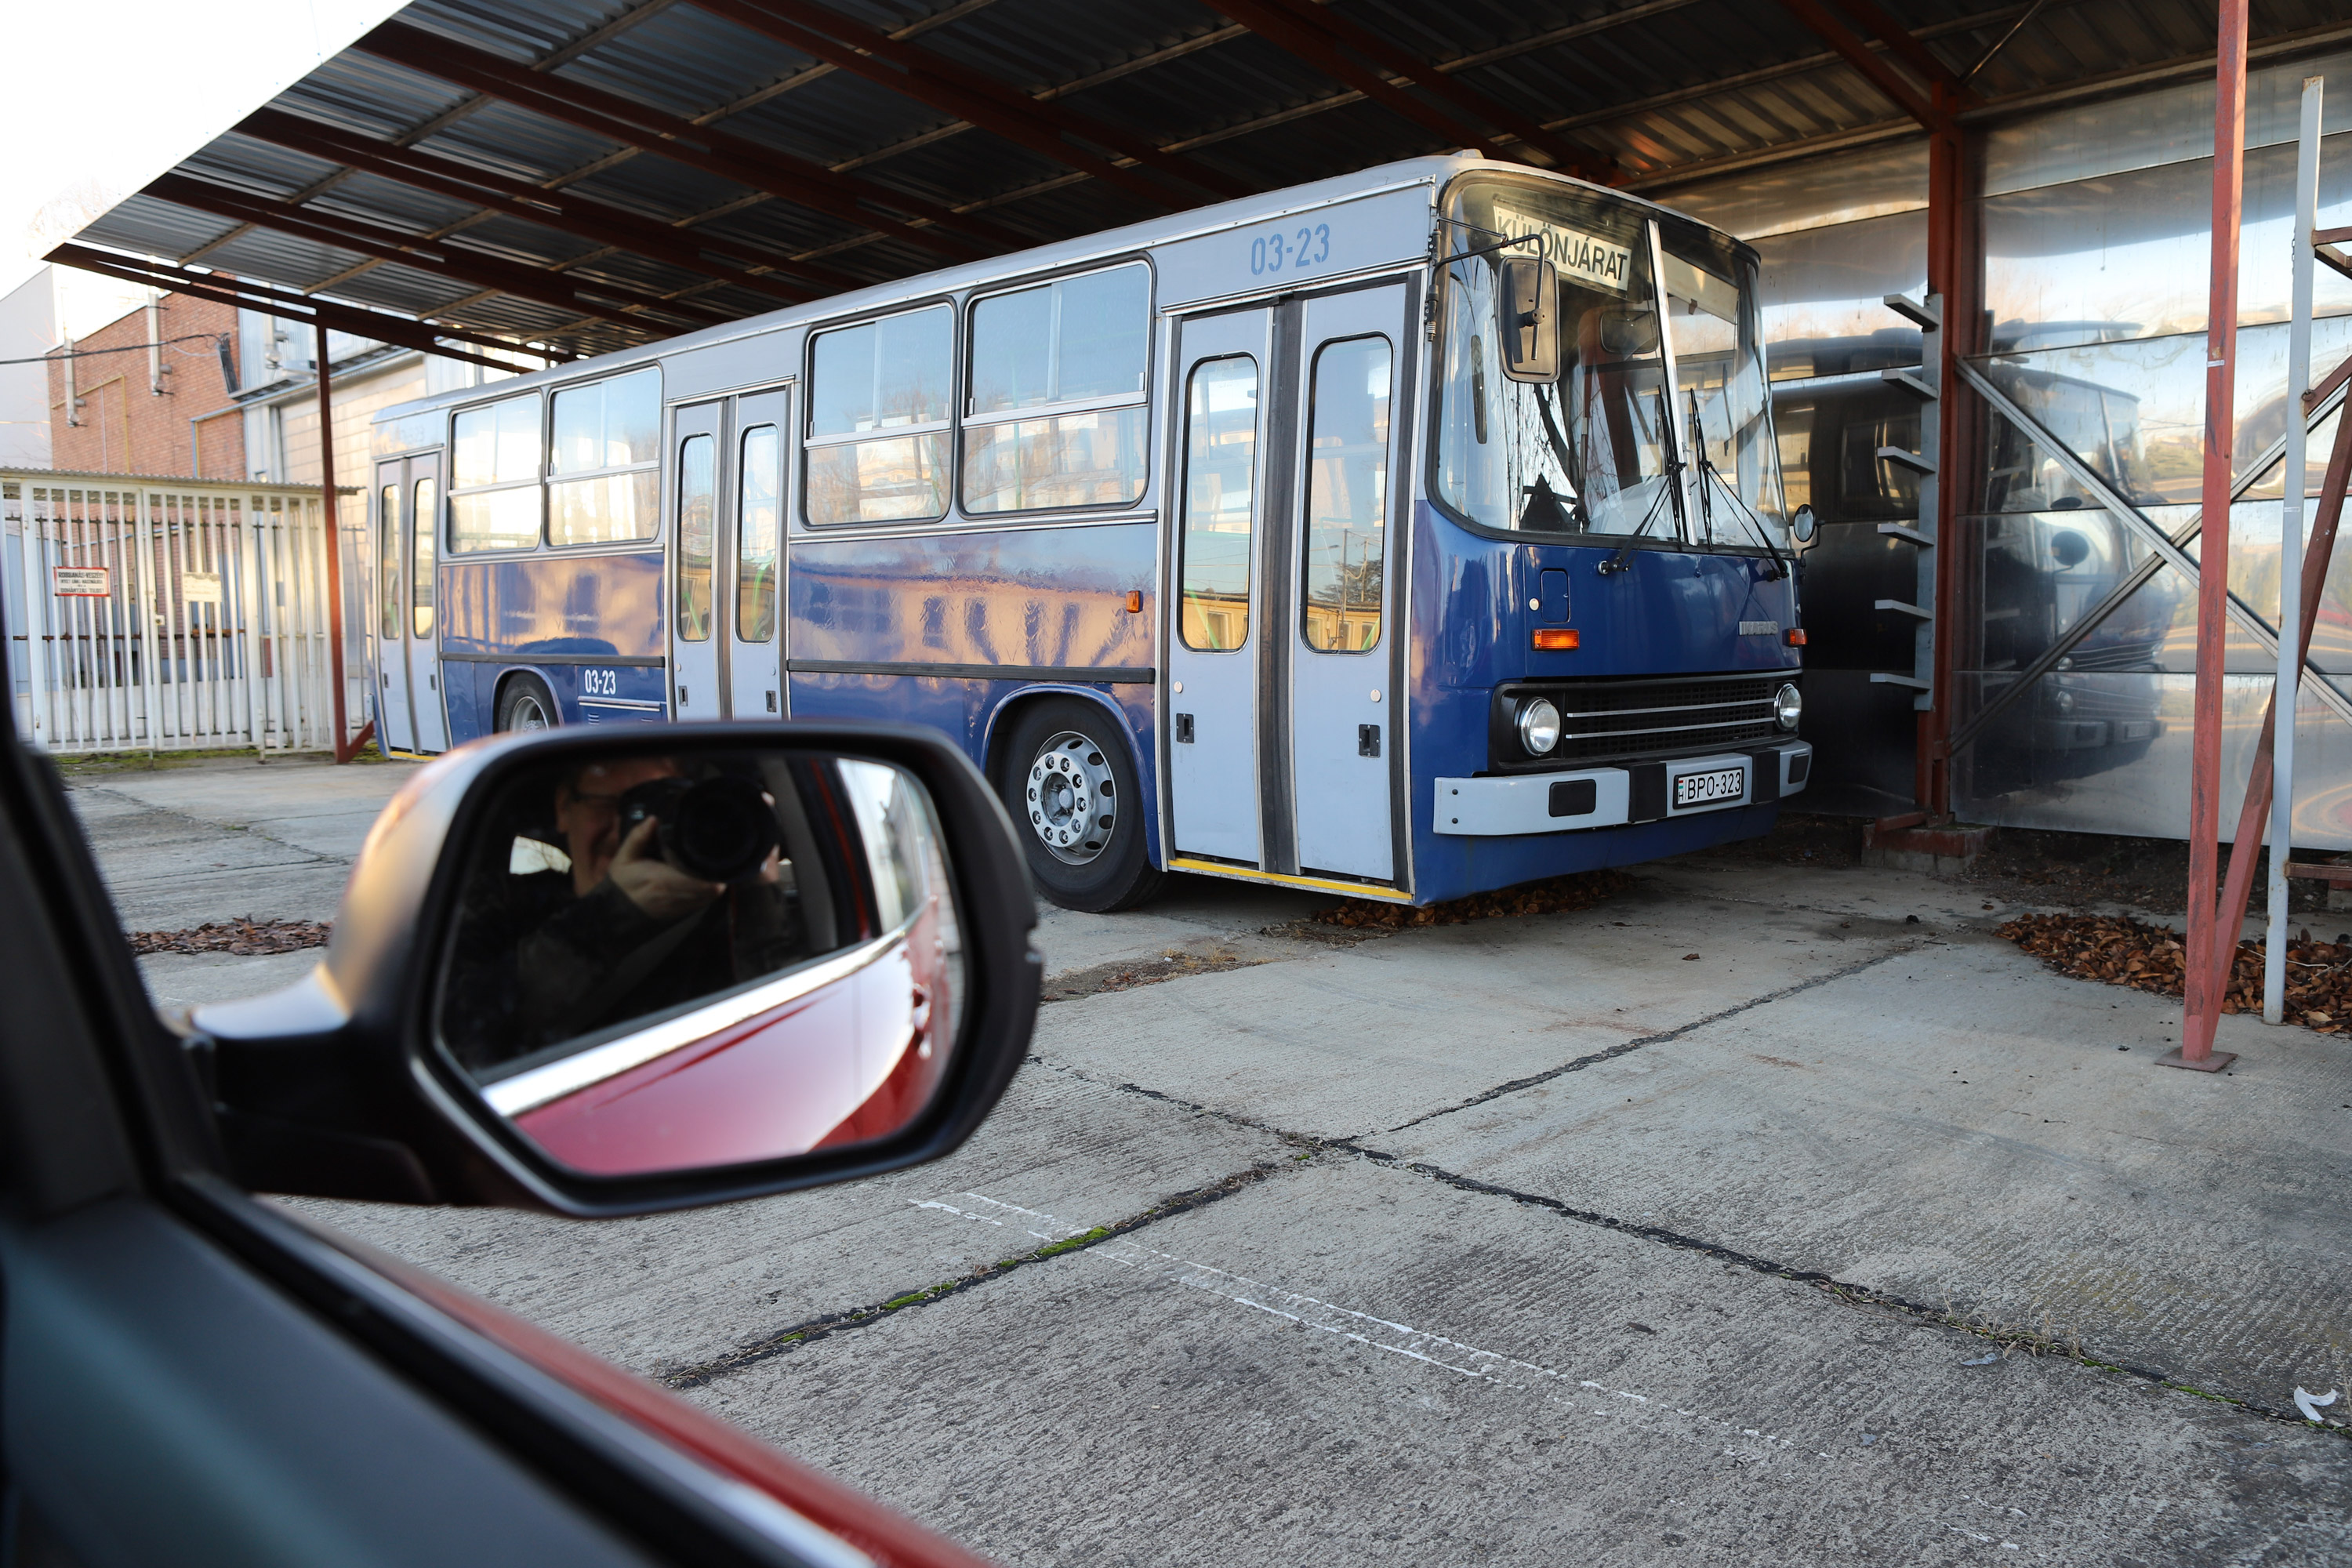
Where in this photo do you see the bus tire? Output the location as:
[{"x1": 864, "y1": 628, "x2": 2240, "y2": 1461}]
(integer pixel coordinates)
[
  {"x1": 495, "y1": 673, "x2": 558, "y2": 733},
  {"x1": 996, "y1": 698, "x2": 1161, "y2": 913}
]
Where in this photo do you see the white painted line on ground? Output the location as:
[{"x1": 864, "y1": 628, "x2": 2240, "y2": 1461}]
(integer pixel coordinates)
[{"x1": 913, "y1": 1189, "x2": 1802, "y2": 1460}]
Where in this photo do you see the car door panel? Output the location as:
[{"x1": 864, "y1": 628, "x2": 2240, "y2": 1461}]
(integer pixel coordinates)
[{"x1": 2, "y1": 1196, "x2": 661, "y2": 1568}]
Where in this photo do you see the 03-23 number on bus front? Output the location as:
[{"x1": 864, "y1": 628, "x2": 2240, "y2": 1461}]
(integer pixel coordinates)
[{"x1": 1250, "y1": 223, "x2": 1333, "y2": 277}]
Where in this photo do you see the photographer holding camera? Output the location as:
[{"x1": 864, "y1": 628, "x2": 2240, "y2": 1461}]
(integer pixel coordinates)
[{"x1": 443, "y1": 754, "x2": 804, "y2": 1073}]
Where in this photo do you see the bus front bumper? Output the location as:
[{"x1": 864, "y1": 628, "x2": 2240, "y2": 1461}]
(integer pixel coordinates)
[{"x1": 1434, "y1": 742, "x2": 1812, "y2": 837}]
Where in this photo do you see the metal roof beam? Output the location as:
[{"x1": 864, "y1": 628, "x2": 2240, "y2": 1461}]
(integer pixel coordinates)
[
  {"x1": 354, "y1": 20, "x2": 1021, "y2": 262},
  {"x1": 1826, "y1": 0, "x2": 1984, "y2": 106},
  {"x1": 1193, "y1": 0, "x2": 1515, "y2": 160},
  {"x1": 1253, "y1": 0, "x2": 1623, "y2": 182},
  {"x1": 235, "y1": 108, "x2": 829, "y2": 303},
  {"x1": 144, "y1": 172, "x2": 731, "y2": 332},
  {"x1": 46, "y1": 245, "x2": 561, "y2": 372},
  {"x1": 1769, "y1": 0, "x2": 1940, "y2": 129},
  {"x1": 710, "y1": 0, "x2": 1247, "y2": 204}
]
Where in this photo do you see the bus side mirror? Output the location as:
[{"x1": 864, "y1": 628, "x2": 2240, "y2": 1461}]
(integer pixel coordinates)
[
  {"x1": 1498, "y1": 256, "x2": 1559, "y2": 383},
  {"x1": 1790, "y1": 504, "x2": 1817, "y2": 545}
]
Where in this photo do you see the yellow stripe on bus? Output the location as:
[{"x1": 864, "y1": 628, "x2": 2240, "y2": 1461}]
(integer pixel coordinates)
[{"x1": 1165, "y1": 857, "x2": 1414, "y2": 902}]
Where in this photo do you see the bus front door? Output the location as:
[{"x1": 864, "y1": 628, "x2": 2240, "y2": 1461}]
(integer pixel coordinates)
[
  {"x1": 1167, "y1": 282, "x2": 1405, "y2": 887},
  {"x1": 1287, "y1": 286, "x2": 1402, "y2": 883},
  {"x1": 372, "y1": 452, "x2": 448, "y2": 754},
  {"x1": 671, "y1": 389, "x2": 792, "y2": 722}
]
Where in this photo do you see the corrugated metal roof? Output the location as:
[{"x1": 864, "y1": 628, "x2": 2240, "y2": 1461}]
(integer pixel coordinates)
[{"x1": 58, "y1": 0, "x2": 2352, "y2": 362}]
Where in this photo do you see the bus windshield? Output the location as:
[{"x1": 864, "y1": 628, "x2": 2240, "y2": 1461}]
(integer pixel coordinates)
[{"x1": 1433, "y1": 177, "x2": 1785, "y2": 550}]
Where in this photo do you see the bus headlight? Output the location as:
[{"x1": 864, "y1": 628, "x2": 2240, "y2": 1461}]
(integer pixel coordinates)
[
  {"x1": 1516, "y1": 696, "x2": 1562, "y2": 756},
  {"x1": 1773, "y1": 683, "x2": 1802, "y2": 731}
]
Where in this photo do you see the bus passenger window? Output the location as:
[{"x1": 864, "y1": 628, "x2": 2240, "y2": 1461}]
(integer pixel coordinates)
[
  {"x1": 1178, "y1": 357, "x2": 1257, "y2": 652},
  {"x1": 378, "y1": 485, "x2": 401, "y2": 641},
  {"x1": 738, "y1": 425, "x2": 780, "y2": 641},
  {"x1": 805, "y1": 306, "x2": 951, "y2": 526},
  {"x1": 450, "y1": 393, "x2": 544, "y2": 552},
  {"x1": 964, "y1": 263, "x2": 1149, "y2": 516},
  {"x1": 550, "y1": 368, "x2": 660, "y2": 546},
  {"x1": 412, "y1": 477, "x2": 437, "y2": 639},
  {"x1": 1301, "y1": 337, "x2": 1391, "y2": 654},
  {"x1": 677, "y1": 434, "x2": 714, "y2": 641}
]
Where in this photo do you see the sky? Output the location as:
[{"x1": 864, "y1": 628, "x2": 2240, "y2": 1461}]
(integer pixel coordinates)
[{"x1": 2, "y1": 0, "x2": 405, "y2": 339}]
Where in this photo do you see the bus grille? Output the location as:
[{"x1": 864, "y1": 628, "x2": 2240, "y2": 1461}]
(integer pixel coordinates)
[{"x1": 1548, "y1": 676, "x2": 1784, "y2": 764}]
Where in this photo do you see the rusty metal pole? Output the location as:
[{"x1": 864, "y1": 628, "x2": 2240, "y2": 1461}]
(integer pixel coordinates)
[
  {"x1": 2172, "y1": 0, "x2": 2249, "y2": 1073},
  {"x1": 314, "y1": 321, "x2": 354, "y2": 764}
]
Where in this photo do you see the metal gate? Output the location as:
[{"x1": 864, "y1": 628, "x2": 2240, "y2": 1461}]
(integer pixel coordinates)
[{"x1": 2, "y1": 470, "x2": 359, "y2": 754}]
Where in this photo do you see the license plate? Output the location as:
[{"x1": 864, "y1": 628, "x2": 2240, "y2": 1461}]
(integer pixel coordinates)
[{"x1": 1672, "y1": 766, "x2": 1746, "y2": 808}]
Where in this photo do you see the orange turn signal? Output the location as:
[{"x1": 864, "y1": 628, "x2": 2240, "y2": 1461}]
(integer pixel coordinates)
[
  {"x1": 1532, "y1": 628, "x2": 1580, "y2": 651},
  {"x1": 1784, "y1": 627, "x2": 1807, "y2": 647},
  {"x1": 1123, "y1": 590, "x2": 1143, "y2": 613}
]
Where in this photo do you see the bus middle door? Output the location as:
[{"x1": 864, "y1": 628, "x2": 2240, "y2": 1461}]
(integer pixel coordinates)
[
  {"x1": 728, "y1": 387, "x2": 790, "y2": 719},
  {"x1": 670, "y1": 401, "x2": 728, "y2": 719}
]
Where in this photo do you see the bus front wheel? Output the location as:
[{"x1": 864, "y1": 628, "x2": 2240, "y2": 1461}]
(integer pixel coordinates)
[
  {"x1": 495, "y1": 675, "x2": 557, "y2": 733},
  {"x1": 996, "y1": 699, "x2": 1161, "y2": 913}
]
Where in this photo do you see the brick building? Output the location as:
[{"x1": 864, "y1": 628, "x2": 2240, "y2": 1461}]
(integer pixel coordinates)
[{"x1": 45, "y1": 289, "x2": 245, "y2": 478}]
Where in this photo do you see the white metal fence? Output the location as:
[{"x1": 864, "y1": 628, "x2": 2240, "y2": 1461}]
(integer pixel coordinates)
[{"x1": 3, "y1": 470, "x2": 364, "y2": 754}]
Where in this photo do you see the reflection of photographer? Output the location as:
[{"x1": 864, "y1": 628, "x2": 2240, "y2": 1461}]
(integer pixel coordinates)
[{"x1": 446, "y1": 757, "x2": 804, "y2": 1071}]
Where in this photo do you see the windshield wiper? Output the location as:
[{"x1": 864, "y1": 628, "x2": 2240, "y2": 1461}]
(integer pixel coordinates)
[
  {"x1": 1694, "y1": 452, "x2": 1791, "y2": 581},
  {"x1": 1598, "y1": 459, "x2": 1681, "y2": 575}
]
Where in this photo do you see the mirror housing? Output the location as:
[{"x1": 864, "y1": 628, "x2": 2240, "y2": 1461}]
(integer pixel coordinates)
[
  {"x1": 180, "y1": 723, "x2": 1040, "y2": 1218},
  {"x1": 1497, "y1": 255, "x2": 1559, "y2": 383},
  {"x1": 1788, "y1": 503, "x2": 1818, "y2": 546}
]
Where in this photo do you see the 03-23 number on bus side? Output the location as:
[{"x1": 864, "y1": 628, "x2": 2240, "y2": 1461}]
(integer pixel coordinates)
[
  {"x1": 583, "y1": 668, "x2": 619, "y2": 697},
  {"x1": 1250, "y1": 223, "x2": 1333, "y2": 277}
]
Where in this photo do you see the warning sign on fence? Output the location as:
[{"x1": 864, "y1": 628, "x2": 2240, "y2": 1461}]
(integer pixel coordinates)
[
  {"x1": 183, "y1": 571, "x2": 223, "y2": 604},
  {"x1": 53, "y1": 568, "x2": 109, "y2": 597}
]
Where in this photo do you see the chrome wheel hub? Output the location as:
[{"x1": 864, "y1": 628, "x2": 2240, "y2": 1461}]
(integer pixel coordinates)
[
  {"x1": 510, "y1": 694, "x2": 550, "y2": 732},
  {"x1": 1025, "y1": 731, "x2": 1116, "y2": 865}
]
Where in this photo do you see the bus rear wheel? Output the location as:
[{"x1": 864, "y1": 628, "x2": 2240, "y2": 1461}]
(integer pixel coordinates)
[
  {"x1": 495, "y1": 675, "x2": 557, "y2": 733},
  {"x1": 996, "y1": 699, "x2": 1161, "y2": 913}
]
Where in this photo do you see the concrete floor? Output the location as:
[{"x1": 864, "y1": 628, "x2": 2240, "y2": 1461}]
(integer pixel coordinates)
[{"x1": 64, "y1": 751, "x2": 2352, "y2": 1564}]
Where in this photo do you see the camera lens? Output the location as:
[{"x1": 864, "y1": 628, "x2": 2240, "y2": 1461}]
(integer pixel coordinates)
[{"x1": 666, "y1": 775, "x2": 779, "y2": 884}]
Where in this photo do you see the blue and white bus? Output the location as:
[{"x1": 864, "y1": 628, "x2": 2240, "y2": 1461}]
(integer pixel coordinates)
[{"x1": 368, "y1": 154, "x2": 1809, "y2": 912}]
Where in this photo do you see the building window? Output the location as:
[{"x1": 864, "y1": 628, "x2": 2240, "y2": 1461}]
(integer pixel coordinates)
[
  {"x1": 449, "y1": 392, "x2": 543, "y2": 552},
  {"x1": 804, "y1": 305, "x2": 952, "y2": 526},
  {"x1": 737, "y1": 424, "x2": 780, "y2": 642},
  {"x1": 548, "y1": 368, "x2": 660, "y2": 546},
  {"x1": 963, "y1": 263, "x2": 1149, "y2": 516}
]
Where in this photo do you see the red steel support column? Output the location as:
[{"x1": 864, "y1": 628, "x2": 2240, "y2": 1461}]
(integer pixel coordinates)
[
  {"x1": 1921, "y1": 82, "x2": 1970, "y2": 818},
  {"x1": 315, "y1": 322, "x2": 355, "y2": 765},
  {"x1": 2177, "y1": 0, "x2": 2250, "y2": 1070}
]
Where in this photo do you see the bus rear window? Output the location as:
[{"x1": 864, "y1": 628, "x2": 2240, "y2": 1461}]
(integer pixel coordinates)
[
  {"x1": 964, "y1": 263, "x2": 1149, "y2": 516},
  {"x1": 806, "y1": 306, "x2": 952, "y2": 525},
  {"x1": 450, "y1": 393, "x2": 543, "y2": 552}
]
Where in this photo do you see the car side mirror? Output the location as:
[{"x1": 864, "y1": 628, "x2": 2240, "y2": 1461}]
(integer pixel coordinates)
[
  {"x1": 1497, "y1": 255, "x2": 1559, "y2": 383},
  {"x1": 182, "y1": 723, "x2": 1039, "y2": 1217}
]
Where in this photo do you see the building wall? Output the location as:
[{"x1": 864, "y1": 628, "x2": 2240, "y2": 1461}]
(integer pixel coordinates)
[
  {"x1": 44, "y1": 290, "x2": 245, "y2": 478},
  {"x1": 0, "y1": 271, "x2": 59, "y2": 467}
]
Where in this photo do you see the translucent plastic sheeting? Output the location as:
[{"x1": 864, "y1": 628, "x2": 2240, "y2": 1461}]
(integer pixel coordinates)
[
  {"x1": 1658, "y1": 138, "x2": 1927, "y2": 241},
  {"x1": 1954, "y1": 669, "x2": 2352, "y2": 851},
  {"x1": 1751, "y1": 210, "x2": 1929, "y2": 383},
  {"x1": 1973, "y1": 318, "x2": 2352, "y2": 510},
  {"x1": 1980, "y1": 46, "x2": 2352, "y2": 197},
  {"x1": 1984, "y1": 131, "x2": 2352, "y2": 348}
]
